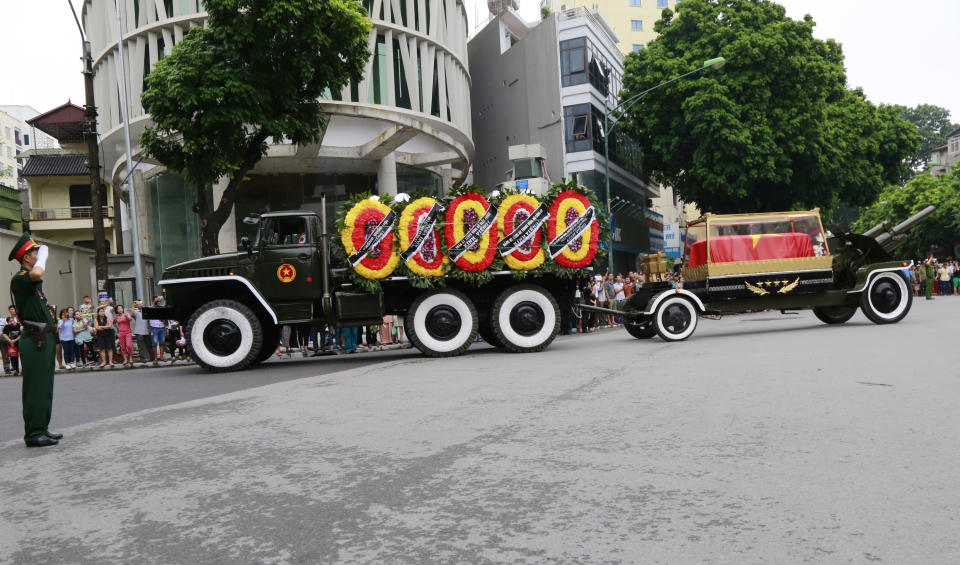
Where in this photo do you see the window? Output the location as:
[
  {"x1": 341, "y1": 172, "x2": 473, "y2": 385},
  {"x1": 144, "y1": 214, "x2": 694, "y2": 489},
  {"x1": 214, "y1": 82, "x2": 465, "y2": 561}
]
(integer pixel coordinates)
[
  {"x1": 631, "y1": 20, "x2": 643, "y2": 31},
  {"x1": 657, "y1": 0, "x2": 667, "y2": 6},
  {"x1": 629, "y1": 0, "x2": 641, "y2": 5},
  {"x1": 4, "y1": 127, "x2": 10, "y2": 140},
  {"x1": 23, "y1": 134, "x2": 29, "y2": 146},
  {"x1": 5, "y1": 147, "x2": 10, "y2": 158},
  {"x1": 564, "y1": 104, "x2": 592, "y2": 153},
  {"x1": 164, "y1": 0, "x2": 174, "y2": 17},
  {"x1": 69, "y1": 184, "x2": 108, "y2": 217},
  {"x1": 632, "y1": 44, "x2": 644, "y2": 52},
  {"x1": 14, "y1": 130, "x2": 21, "y2": 146},
  {"x1": 560, "y1": 38, "x2": 587, "y2": 87},
  {"x1": 588, "y1": 56, "x2": 610, "y2": 97}
]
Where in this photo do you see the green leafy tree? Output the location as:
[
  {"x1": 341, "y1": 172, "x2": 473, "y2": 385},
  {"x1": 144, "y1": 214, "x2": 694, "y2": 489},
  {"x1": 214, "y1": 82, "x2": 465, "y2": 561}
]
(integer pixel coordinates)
[
  {"x1": 890, "y1": 103, "x2": 958, "y2": 179},
  {"x1": 620, "y1": 0, "x2": 918, "y2": 213},
  {"x1": 141, "y1": 0, "x2": 371, "y2": 255},
  {"x1": 853, "y1": 171, "x2": 960, "y2": 257}
]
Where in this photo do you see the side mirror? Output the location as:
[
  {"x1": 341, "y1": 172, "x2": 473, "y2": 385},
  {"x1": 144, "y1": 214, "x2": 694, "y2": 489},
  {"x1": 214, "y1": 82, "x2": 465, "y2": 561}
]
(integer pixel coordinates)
[{"x1": 239, "y1": 236, "x2": 252, "y2": 254}]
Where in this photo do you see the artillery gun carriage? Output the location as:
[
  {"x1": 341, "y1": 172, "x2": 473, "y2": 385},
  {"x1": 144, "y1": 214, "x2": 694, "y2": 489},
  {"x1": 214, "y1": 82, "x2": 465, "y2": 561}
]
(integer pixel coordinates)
[{"x1": 581, "y1": 206, "x2": 933, "y2": 341}]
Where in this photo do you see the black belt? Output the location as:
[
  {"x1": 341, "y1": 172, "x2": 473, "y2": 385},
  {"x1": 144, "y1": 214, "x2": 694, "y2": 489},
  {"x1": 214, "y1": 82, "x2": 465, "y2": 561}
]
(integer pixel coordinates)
[{"x1": 21, "y1": 320, "x2": 57, "y2": 351}]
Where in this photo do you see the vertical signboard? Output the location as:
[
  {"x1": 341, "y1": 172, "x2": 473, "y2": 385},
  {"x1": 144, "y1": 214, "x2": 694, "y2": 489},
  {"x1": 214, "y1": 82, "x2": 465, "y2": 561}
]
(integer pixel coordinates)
[
  {"x1": 645, "y1": 209, "x2": 664, "y2": 253},
  {"x1": 664, "y1": 222, "x2": 682, "y2": 257}
]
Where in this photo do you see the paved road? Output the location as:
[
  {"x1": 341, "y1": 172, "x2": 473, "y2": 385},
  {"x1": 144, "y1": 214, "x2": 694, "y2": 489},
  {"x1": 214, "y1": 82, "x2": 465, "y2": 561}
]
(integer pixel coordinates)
[
  {"x1": 1, "y1": 299, "x2": 958, "y2": 564},
  {"x1": 0, "y1": 346, "x2": 421, "y2": 443}
]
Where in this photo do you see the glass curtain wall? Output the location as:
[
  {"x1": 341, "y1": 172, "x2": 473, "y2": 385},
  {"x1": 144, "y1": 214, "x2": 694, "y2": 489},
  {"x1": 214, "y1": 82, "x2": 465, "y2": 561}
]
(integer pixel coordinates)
[{"x1": 146, "y1": 173, "x2": 205, "y2": 275}]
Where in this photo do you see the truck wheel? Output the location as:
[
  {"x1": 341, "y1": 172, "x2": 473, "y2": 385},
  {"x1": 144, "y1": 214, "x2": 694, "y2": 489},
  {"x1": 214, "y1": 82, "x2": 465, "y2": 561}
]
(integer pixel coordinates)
[
  {"x1": 478, "y1": 317, "x2": 504, "y2": 348},
  {"x1": 253, "y1": 324, "x2": 280, "y2": 364},
  {"x1": 407, "y1": 289, "x2": 478, "y2": 357},
  {"x1": 653, "y1": 295, "x2": 698, "y2": 341},
  {"x1": 860, "y1": 271, "x2": 912, "y2": 324},
  {"x1": 186, "y1": 300, "x2": 264, "y2": 372},
  {"x1": 625, "y1": 318, "x2": 657, "y2": 339},
  {"x1": 812, "y1": 305, "x2": 858, "y2": 325},
  {"x1": 490, "y1": 284, "x2": 560, "y2": 353}
]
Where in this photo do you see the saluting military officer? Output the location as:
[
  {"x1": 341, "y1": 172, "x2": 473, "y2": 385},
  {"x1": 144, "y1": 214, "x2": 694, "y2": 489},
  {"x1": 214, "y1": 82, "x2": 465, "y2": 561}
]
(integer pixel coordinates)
[{"x1": 9, "y1": 233, "x2": 60, "y2": 447}]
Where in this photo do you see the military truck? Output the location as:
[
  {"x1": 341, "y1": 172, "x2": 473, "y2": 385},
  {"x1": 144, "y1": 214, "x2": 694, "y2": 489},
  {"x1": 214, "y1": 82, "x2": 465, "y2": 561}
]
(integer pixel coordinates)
[{"x1": 149, "y1": 209, "x2": 578, "y2": 372}]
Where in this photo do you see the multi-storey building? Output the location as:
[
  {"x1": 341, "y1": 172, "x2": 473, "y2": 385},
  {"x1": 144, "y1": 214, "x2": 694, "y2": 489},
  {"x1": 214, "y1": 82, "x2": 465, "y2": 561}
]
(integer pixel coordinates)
[
  {"x1": 539, "y1": 0, "x2": 696, "y2": 236},
  {"x1": 469, "y1": 6, "x2": 656, "y2": 273},
  {"x1": 929, "y1": 127, "x2": 960, "y2": 178},
  {"x1": 0, "y1": 106, "x2": 60, "y2": 230},
  {"x1": 20, "y1": 102, "x2": 120, "y2": 253},
  {"x1": 540, "y1": 0, "x2": 683, "y2": 56},
  {"x1": 81, "y1": 0, "x2": 472, "y2": 276}
]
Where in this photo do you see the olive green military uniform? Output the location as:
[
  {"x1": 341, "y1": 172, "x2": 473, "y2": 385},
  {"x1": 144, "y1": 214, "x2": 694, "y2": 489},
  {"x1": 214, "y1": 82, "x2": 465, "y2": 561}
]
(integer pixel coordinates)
[
  {"x1": 11, "y1": 256, "x2": 56, "y2": 443},
  {"x1": 924, "y1": 262, "x2": 935, "y2": 300}
]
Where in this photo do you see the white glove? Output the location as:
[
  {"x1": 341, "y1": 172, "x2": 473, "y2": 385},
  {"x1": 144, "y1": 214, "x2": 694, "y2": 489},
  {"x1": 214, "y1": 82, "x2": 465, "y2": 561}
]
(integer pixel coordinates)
[{"x1": 35, "y1": 245, "x2": 49, "y2": 270}]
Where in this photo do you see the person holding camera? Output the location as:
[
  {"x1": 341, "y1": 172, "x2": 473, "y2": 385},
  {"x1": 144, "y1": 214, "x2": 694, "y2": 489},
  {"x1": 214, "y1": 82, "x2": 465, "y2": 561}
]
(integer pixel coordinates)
[{"x1": 132, "y1": 300, "x2": 153, "y2": 363}]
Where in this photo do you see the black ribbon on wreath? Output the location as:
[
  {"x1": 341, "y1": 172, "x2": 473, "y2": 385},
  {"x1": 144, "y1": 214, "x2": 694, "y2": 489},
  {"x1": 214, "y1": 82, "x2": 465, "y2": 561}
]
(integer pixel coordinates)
[
  {"x1": 448, "y1": 203, "x2": 498, "y2": 261},
  {"x1": 400, "y1": 202, "x2": 444, "y2": 262},
  {"x1": 547, "y1": 206, "x2": 596, "y2": 258},
  {"x1": 348, "y1": 210, "x2": 397, "y2": 266}
]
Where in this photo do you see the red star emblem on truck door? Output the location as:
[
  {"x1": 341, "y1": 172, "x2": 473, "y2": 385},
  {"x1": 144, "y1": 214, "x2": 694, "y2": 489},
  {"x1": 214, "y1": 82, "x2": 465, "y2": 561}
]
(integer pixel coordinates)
[{"x1": 277, "y1": 264, "x2": 296, "y2": 283}]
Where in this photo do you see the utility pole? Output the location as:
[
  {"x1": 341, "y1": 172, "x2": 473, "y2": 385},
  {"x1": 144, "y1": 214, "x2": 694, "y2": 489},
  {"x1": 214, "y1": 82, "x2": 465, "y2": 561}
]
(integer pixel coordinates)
[{"x1": 69, "y1": 1, "x2": 110, "y2": 297}]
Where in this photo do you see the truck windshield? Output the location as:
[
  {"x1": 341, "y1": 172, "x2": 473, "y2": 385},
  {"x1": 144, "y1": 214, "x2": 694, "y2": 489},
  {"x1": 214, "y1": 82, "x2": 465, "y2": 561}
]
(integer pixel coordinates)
[{"x1": 257, "y1": 216, "x2": 310, "y2": 246}]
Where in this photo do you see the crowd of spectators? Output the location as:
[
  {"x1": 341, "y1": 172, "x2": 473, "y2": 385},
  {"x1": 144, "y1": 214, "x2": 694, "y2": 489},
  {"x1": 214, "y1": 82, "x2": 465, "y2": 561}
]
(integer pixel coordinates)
[
  {"x1": 565, "y1": 269, "x2": 682, "y2": 335},
  {"x1": 0, "y1": 295, "x2": 185, "y2": 374},
  {"x1": 910, "y1": 257, "x2": 960, "y2": 298}
]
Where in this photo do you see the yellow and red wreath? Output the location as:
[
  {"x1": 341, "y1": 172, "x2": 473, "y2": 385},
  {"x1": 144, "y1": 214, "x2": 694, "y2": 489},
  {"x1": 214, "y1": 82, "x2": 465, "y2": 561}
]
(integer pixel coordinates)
[
  {"x1": 498, "y1": 193, "x2": 545, "y2": 270},
  {"x1": 547, "y1": 189, "x2": 599, "y2": 268},
  {"x1": 399, "y1": 197, "x2": 446, "y2": 277},
  {"x1": 341, "y1": 198, "x2": 399, "y2": 279},
  {"x1": 444, "y1": 192, "x2": 498, "y2": 272}
]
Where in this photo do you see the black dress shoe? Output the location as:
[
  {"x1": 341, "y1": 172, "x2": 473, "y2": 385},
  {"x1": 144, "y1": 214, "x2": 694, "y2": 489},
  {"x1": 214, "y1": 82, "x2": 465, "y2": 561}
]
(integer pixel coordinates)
[
  {"x1": 44, "y1": 432, "x2": 63, "y2": 440},
  {"x1": 25, "y1": 436, "x2": 59, "y2": 447}
]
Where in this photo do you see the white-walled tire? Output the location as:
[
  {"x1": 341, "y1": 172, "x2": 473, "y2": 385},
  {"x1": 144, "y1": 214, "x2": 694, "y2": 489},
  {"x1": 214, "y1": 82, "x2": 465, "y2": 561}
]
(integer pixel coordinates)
[
  {"x1": 478, "y1": 317, "x2": 505, "y2": 348},
  {"x1": 253, "y1": 323, "x2": 280, "y2": 364},
  {"x1": 407, "y1": 289, "x2": 478, "y2": 357},
  {"x1": 186, "y1": 300, "x2": 263, "y2": 373},
  {"x1": 860, "y1": 271, "x2": 912, "y2": 324},
  {"x1": 654, "y1": 295, "x2": 698, "y2": 341},
  {"x1": 491, "y1": 284, "x2": 560, "y2": 353}
]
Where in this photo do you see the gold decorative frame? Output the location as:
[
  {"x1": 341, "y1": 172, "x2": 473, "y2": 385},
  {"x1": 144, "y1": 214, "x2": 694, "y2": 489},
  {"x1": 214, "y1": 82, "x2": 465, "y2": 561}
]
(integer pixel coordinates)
[
  {"x1": 682, "y1": 209, "x2": 831, "y2": 281},
  {"x1": 682, "y1": 256, "x2": 834, "y2": 280}
]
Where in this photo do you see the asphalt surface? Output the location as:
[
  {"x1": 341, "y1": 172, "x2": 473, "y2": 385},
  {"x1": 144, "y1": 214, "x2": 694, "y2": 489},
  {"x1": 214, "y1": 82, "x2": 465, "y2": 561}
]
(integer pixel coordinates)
[
  {"x1": 0, "y1": 345, "x2": 419, "y2": 443},
  {"x1": 1, "y1": 299, "x2": 958, "y2": 564}
]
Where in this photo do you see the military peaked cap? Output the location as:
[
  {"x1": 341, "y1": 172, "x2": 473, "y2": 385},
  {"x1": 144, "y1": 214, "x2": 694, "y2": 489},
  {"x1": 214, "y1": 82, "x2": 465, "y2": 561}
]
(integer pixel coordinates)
[{"x1": 9, "y1": 232, "x2": 40, "y2": 262}]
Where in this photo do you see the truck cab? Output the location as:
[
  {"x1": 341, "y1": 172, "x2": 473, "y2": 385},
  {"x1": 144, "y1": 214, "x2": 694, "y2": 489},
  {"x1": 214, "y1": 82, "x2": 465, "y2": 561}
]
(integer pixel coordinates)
[{"x1": 154, "y1": 210, "x2": 384, "y2": 372}]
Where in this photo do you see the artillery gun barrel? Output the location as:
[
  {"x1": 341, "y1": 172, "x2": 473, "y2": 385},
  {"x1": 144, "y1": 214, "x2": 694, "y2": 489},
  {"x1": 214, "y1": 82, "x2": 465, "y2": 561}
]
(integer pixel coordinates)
[
  {"x1": 873, "y1": 205, "x2": 936, "y2": 250},
  {"x1": 862, "y1": 220, "x2": 891, "y2": 238}
]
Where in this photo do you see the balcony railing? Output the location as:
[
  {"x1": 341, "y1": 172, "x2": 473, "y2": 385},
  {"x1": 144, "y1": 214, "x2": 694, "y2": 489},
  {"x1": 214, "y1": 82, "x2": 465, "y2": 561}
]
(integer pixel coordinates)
[{"x1": 30, "y1": 206, "x2": 115, "y2": 220}]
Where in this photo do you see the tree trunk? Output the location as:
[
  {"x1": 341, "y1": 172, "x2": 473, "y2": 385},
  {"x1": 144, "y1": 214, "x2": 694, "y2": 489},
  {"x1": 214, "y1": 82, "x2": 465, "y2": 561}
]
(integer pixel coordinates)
[{"x1": 197, "y1": 131, "x2": 269, "y2": 256}]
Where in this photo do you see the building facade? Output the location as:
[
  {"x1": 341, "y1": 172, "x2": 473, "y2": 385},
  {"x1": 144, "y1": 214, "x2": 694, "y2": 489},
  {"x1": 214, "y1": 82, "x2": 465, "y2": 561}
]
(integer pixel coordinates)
[
  {"x1": 541, "y1": 0, "x2": 684, "y2": 56},
  {"x1": 81, "y1": 0, "x2": 473, "y2": 276},
  {"x1": 929, "y1": 127, "x2": 960, "y2": 178},
  {"x1": 0, "y1": 106, "x2": 60, "y2": 230},
  {"x1": 469, "y1": 7, "x2": 655, "y2": 273},
  {"x1": 20, "y1": 102, "x2": 120, "y2": 253}
]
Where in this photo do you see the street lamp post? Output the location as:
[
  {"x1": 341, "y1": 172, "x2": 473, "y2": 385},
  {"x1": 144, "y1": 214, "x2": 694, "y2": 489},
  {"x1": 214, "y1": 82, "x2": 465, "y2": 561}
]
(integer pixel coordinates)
[
  {"x1": 602, "y1": 57, "x2": 725, "y2": 273},
  {"x1": 114, "y1": 0, "x2": 146, "y2": 301}
]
